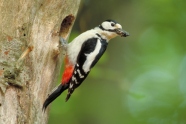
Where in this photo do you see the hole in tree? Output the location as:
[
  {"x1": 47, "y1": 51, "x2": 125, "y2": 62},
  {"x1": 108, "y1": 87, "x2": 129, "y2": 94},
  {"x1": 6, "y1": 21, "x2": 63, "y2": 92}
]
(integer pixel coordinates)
[{"x1": 59, "y1": 14, "x2": 75, "y2": 38}]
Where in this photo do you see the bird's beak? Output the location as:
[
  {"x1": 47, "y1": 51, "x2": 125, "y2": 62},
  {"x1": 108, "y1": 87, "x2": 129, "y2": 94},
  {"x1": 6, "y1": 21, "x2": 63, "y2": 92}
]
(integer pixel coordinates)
[{"x1": 115, "y1": 28, "x2": 129, "y2": 37}]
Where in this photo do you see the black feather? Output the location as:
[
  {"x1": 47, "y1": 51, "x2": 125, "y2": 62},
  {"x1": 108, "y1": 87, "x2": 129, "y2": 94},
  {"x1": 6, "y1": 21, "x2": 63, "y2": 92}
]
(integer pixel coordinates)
[
  {"x1": 42, "y1": 84, "x2": 68, "y2": 112},
  {"x1": 65, "y1": 36, "x2": 108, "y2": 101},
  {"x1": 91, "y1": 35, "x2": 108, "y2": 68}
]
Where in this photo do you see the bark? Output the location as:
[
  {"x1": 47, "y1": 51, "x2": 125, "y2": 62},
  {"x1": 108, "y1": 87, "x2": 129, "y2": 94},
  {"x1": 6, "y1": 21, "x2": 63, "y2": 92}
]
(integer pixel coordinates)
[{"x1": 0, "y1": 0, "x2": 81, "y2": 124}]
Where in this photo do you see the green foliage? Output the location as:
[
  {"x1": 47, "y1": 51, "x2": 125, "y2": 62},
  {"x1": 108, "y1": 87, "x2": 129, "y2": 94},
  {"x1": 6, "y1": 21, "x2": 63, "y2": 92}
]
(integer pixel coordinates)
[{"x1": 49, "y1": 0, "x2": 186, "y2": 124}]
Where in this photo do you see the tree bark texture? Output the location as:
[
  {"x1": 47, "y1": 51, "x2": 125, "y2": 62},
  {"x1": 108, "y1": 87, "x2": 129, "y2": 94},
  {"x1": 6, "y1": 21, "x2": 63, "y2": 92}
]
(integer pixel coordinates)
[{"x1": 0, "y1": 0, "x2": 80, "y2": 124}]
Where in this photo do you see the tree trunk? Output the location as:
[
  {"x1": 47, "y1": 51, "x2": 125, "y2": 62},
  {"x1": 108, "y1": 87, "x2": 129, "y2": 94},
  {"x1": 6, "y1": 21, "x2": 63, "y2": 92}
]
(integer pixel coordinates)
[{"x1": 0, "y1": 0, "x2": 80, "y2": 124}]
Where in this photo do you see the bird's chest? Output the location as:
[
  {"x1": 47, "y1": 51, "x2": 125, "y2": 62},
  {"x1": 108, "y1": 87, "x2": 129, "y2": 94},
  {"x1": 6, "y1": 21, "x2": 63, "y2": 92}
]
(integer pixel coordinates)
[
  {"x1": 66, "y1": 29, "x2": 107, "y2": 66},
  {"x1": 67, "y1": 42, "x2": 82, "y2": 65}
]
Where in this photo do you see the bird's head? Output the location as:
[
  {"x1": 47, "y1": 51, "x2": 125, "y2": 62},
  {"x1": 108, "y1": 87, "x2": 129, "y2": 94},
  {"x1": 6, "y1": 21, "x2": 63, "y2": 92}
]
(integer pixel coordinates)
[{"x1": 97, "y1": 20, "x2": 129, "y2": 40}]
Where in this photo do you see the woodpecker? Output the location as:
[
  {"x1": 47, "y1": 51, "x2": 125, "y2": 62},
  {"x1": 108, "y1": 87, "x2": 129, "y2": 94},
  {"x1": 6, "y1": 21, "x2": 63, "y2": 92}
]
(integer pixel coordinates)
[{"x1": 43, "y1": 20, "x2": 129, "y2": 111}]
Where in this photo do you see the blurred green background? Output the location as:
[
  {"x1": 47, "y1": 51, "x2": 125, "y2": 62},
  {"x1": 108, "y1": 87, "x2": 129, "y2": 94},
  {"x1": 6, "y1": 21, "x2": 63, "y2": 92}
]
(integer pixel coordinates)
[{"x1": 48, "y1": 0, "x2": 186, "y2": 124}]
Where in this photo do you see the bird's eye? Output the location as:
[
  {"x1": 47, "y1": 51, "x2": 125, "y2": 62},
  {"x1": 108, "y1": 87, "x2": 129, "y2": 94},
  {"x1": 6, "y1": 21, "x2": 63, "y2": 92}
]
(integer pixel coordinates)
[{"x1": 111, "y1": 23, "x2": 115, "y2": 27}]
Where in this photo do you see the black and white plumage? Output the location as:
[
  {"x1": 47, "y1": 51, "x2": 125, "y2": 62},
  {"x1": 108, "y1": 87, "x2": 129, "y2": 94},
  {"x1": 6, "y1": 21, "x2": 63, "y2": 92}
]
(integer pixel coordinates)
[
  {"x1": 66, "y1": 34, "x2": 108, "y2": 101},
  {"x1": 43, "y1": 20, "x2": 129, "y2": 111}
]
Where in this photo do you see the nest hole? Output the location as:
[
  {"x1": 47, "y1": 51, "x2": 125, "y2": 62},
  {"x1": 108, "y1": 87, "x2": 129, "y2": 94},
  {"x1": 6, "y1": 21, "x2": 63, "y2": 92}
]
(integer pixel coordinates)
[{"x1": 59, "y1": 14, "x2": 75, "y2": 38}]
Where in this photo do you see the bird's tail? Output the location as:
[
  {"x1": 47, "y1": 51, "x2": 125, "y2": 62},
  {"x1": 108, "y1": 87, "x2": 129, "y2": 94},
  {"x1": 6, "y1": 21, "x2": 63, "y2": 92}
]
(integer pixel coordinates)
[{"x1": 42, "y1": 83, "x2": 68, "y2": 112}]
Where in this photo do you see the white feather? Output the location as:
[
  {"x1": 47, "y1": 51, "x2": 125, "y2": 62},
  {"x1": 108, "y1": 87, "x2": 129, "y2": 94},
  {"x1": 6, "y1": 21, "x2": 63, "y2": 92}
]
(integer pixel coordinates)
[
  {"x1": 83, "y1": 39, "x2": 102, "y2": 73},
  {"x1": 67, "y1": 29, "x2": 100, "y2": 65}
]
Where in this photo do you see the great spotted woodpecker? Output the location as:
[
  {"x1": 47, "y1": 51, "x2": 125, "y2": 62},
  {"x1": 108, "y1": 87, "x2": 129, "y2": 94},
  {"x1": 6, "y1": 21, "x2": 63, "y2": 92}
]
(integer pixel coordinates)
[{"x1": 43, "y1": 20, "x2": 129, "y2": 111}]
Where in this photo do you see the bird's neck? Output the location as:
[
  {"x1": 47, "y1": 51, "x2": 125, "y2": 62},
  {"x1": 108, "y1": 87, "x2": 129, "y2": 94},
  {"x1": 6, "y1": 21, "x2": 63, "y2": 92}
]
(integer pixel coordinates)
[{"x1": 94, "y1": 27, "x2": 118, "y2": 41}]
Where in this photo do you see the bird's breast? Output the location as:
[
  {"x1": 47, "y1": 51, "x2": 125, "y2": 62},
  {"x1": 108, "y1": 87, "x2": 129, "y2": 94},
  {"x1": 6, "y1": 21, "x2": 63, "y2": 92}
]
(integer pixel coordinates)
[{"x1": 67, "y1": 30, "x2": 99, "y2": 65}]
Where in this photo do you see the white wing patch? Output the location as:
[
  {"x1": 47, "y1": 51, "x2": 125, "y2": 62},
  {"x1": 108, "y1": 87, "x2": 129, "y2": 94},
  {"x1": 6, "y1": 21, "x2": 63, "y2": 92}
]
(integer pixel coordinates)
[
  {"x1": 69, "y1": 83, "x2": 73, "y2": 88},
  {"x1": 77, "y1": 69, "x2": 84, "y2": 78},
  {"x1": 82, "y1": 39, "x2": 102, "y2": 73},
  {"x1": 72, "y1": 76, "x2": 78, "y2": 84}
]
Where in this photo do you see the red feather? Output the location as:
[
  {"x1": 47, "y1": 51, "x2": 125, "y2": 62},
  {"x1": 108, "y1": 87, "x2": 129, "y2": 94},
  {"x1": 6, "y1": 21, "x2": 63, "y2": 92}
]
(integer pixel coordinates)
[{"x1": 62, "y1": 57, "x2": 74, "y2": 84}]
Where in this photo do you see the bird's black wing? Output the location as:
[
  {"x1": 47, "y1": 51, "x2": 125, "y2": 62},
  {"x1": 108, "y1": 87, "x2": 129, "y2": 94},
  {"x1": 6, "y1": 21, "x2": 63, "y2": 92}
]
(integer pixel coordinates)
[{"x1": 65, "y1": 37, "x2": 108, "y2": 101}]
